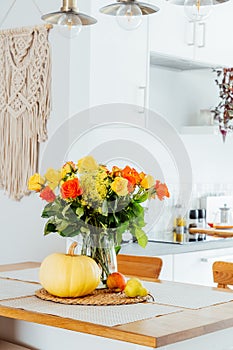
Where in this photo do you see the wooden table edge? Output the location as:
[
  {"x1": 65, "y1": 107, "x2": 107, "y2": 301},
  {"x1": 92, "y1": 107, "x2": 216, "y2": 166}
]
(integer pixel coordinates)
[{"x1": 0, "y1": 304, "x2": 156, "y2": 348}]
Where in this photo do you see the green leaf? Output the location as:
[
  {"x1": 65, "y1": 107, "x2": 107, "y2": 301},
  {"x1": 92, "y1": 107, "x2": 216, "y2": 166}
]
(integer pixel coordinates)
[
  {"x1": 62, "y1": 204, "x2": 72, "y2": 218},
  {"x1": 56, "y1": 219, "x2": 69, "y2": 232},
  {"x1": 134, "y1": 227, "x2": 148, "y2": 248},
  {"x1": 117, "y1": 221, "x2": 129, "y2": 234},
  {"x1": 134, "y1": 192, "x2": 149, "y2": 203},
  {"x1": 41, "y1": 199, "x2": 64, "y2": 218},
  {"x1": 59, "y1": 226, "x2": 81, "y2": 237},
  {"x1": 115, "y1": 245, "x2": 121, "y2": 255},
  {"x1": 44, "y1": 221, "x2": 57, "y2": 236},
  {"x1": 76, "y1": 207, "x2": 84, "y2": 218},
  {"x1": 131, "y1": 201, "x2": 144, "y2": 217}
]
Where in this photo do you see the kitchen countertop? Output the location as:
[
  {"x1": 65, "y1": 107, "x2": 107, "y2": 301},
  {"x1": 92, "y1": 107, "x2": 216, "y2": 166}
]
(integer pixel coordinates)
[{"x1": 119, "y1": 238, "x2": 233, "y2": 256}]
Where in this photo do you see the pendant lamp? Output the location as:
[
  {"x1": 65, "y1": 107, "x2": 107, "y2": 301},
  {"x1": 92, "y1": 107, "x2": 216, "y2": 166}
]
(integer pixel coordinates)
[
  {"x1": 168, "y1": 0, "x2": 229, "y2": 22},
  {"x1": 100, "y1": 0, "x2": 159, "y2": 31},
  {"x1": 41, "y1": 0, "x2": 97, "y2": 37},
  {"x1": 100, "y1": 0, "x2": 160, "y2": 16}
]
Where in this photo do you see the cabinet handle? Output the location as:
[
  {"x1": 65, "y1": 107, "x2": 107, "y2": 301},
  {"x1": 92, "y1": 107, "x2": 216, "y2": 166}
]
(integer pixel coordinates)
[
  {"x1": 201, "y1": 255, "x2": 233, "y2": 263},
  {"x1": 186, "y1": 21, "x2": 196, "y2": 46},
  {"x1": 197, "y1": 22, "x2": 206, "y2": 48},
  {"x1": 138, "y1": 86, "x2": 146, "y2": 113}
]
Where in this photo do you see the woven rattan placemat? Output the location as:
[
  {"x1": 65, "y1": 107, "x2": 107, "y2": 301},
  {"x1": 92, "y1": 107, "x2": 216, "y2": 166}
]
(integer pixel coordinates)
[{"x1": 35, "y1": 288, "x2": 152, "y2": 305}]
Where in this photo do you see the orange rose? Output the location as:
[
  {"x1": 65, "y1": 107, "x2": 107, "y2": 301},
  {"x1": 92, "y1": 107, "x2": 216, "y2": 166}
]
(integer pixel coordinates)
[
  {"x1": 60, "y1": 178, "x2": 83, "y2": 199},
  {"x1": 121, "y1": 166, "x2": 140, "y2": 188},
  {"x1": 39, "y1": 186, "x2": 56, "y2": 202},
  {"x1": 155, "y1": 181, "x2": 170, "y2": 200}
]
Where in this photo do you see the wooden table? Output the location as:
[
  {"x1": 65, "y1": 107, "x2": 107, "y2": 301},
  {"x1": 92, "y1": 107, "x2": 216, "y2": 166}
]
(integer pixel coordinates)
[{"x1": 1, "y1": 262, "x2": 233, "y2": 350}]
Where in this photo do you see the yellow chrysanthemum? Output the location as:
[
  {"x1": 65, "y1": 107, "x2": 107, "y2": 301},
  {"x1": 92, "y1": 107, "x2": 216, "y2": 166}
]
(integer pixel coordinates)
[
  {"x1": 140, "y1": 175, "x2": 155, "y2": 189},
  {"x1": 44, "y1": 168, "x2": 62, "y2": 190},
  {"x1": 95, "y1": 168, "x2": 109, "y2": 199},
  {"x1": 28, "y1": 173, "x2": 45, "y2": 192},
  {"x1": 111, "y1": 177, "x2": 128, "y2": 196},
  {"x1": 80, "y1": 173, "x2": 102, "y2": 208},
  {"x1": 77, "y1": 156, "x2": 98, "y2": 173}
]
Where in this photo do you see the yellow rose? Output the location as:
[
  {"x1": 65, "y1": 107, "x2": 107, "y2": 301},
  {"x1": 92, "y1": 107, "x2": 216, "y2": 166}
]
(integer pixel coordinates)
[
  {"x1": 28, "y1": 173, "x2": 45, "y2": 192},
  {"x1": 44, "y1": 168, "x2": 61, "y2": 190},
  {"x1": 60, "y1": 168, "x2": 67, "y2": 179},
  {"x1": 77, "y1": 156, "x2": 98, "y2": 173},
  {"x1": 140, "y1": 175, "x2": 155, "y2": 189},
  {"x1": 61, "y1": 161, "x2": 76, "y2": 178},
  {"x1": 111, "y1": 177, "x2": 129, "y2": 196}
]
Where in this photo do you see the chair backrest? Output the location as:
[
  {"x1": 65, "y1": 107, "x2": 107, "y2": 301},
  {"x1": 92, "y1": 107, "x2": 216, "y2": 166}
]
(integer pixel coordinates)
[
  {"x1": 212, "y1": 261, "x2": 233, "y2": 289},
  {"x1": 117, "y1": 254, "x2": 163, "y2": 281}
]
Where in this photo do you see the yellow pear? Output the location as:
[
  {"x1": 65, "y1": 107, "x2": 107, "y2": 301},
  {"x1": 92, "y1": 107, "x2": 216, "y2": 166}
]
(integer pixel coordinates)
[
  {"x1": 138, "y1": 286, "x2": 149, "y2": 297},
  {"x1": 124, "y1": 278, "x2": 149, "y2": 297}
]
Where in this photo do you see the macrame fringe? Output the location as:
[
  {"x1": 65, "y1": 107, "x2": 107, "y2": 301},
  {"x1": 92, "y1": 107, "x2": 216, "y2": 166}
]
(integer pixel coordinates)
[{"x1": 0, "y1": 25, "x2": 51, "y2": 200}]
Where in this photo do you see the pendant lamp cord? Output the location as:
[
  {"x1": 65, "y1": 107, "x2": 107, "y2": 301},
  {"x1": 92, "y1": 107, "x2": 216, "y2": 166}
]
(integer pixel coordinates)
[{"x1": 0, "y1": 0, "x2": 43, "y2": 28}]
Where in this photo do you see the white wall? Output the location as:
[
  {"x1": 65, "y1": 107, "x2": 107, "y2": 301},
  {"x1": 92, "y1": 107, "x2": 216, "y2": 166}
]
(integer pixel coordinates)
[
  {"x1": 0, "y1": 0, "x2": 91, "y2": 264},
  {"x1": 149, "y1": 65, "x2": 233, "y2": 207}
]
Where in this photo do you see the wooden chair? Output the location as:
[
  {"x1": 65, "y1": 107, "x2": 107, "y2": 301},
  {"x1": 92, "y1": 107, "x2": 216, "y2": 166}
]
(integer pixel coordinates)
[
  {"x1": 212, "y1": 261, "x2": 233, "y2": 289},
  {"x1": 117, "y1": 254, "x2": 163, "y2": 281}
]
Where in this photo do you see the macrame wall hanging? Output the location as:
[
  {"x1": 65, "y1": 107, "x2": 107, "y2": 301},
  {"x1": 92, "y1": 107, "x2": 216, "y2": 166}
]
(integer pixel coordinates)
[{"x1": 0, "y1": 24, "x2": 52, "y2": 200}]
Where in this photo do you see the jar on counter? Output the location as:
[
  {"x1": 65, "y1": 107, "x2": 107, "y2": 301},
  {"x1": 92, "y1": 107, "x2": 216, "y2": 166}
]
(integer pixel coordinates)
[
  {"x1": 198, "y1": 208, "x2": 206, "y2": 241},
  {"x1": 188, "y1": 209, "x2": 199, "y2": 242},
  {"x1": 173, "y1": 204, "x2": 187, "y2": 243}
]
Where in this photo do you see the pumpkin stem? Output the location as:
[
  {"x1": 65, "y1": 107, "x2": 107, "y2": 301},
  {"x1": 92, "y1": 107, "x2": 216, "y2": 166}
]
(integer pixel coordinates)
[{"x1": 68, "y1": 241, "x2": 77, "y2": 256}]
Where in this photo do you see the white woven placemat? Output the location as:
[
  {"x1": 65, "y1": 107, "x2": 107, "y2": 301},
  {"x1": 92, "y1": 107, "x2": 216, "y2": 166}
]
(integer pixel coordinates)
[
  {"x1": 145, "y1": 281, "x2": 233, "y2": 309},
  {"x1": 1, "y1": 270, "x2": 232, "y2": 309},
  {"x1": 0, "y1": 279, "x2": 38, "y2": 300},
  {"x1": 0, "y1": 268, "x2": 40, "y2": 283},
  {"x1": 0, "y1": 296, "x2": 181, "y2": 326}
]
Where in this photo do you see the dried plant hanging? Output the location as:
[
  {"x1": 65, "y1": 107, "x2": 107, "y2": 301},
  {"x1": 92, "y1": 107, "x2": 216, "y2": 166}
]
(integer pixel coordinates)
[
  {"x1": 212, "y1": 67, "x2": 233, "y2": 142},
  {"x1": 0, "y1": 25, "x2": 52, "y2": 200}
]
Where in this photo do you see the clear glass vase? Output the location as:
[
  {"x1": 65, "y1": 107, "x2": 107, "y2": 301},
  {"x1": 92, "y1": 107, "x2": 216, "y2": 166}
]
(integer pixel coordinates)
[{"x1": 80, "y1": 228, "x2": 118, "y2": 288}]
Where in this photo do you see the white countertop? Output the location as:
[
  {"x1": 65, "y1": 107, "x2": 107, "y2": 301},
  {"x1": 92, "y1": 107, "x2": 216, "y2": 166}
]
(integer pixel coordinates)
[{"x1": 119, "y1": 239, "x2": 233, "y2": 256}]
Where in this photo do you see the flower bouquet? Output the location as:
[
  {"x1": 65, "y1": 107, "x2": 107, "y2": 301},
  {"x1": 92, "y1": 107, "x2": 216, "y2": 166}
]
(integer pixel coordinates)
[{"x1": 28, "y1": 155, "x2": 169, "y2": 284}]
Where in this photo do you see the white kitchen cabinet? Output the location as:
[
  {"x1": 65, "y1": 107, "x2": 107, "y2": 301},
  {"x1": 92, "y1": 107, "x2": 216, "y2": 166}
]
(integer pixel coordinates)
[
  {"x1": 149, "y1": 0, "x2": 194, "y2": 60},
  {"x1": 173, "y1": 247, "x2": 233, "y2": 286},
  {"x1": 149, "y1": 0, "x2": 233, "y2": 67},
  {"x1": 157, "y1": 254, "x2": 173, "y2": 281},
  {"x1": 89, "y1": 0, "x2": 150, "y2": 110},
  {"x1": 192, "y1": 1, "x2": 233, "y2": 66}
]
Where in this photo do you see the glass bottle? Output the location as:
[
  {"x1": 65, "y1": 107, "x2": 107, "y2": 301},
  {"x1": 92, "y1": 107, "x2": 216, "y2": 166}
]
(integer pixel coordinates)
[
  {"x1": 188, "y1": 209, "x2": 199, "y2": 242},
  {"x1": 173, "y1": 204, "x2": 187, "y2": 243},
  {"x1": 198, "y1": 208, "x2": 206, "y2": 241},
  {"x1": 219, "y1": 204, "x2": 232, "y2": 224}
]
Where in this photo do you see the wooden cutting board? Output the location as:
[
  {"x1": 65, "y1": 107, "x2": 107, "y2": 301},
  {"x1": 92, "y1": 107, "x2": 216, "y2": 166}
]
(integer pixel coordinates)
[{"x1": 189, "y1": 227, "x2": 233, "y2": 238}]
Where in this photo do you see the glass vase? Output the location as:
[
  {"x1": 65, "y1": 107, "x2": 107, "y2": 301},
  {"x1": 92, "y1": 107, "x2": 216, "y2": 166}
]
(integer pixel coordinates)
[{"x1": 80, "y1": 229, "x2": 118, "y2": 288}]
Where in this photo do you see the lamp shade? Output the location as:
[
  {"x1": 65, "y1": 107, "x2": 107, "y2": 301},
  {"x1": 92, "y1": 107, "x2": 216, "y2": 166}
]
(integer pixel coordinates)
[
  {"x1": 41, "y1": 11, "x2": 97, "y2": 26},
  {"x1": 99, "y1": 1, "x2": 160, "y2": 16},
  {"x1": 41, "y1": 0, "x2": 97, "y2": 26}
]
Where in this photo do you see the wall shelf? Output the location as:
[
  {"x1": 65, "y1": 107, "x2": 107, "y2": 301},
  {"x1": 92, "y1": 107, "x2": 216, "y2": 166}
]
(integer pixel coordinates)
[{"x1": 150, "y1": 52, "x2": 223, "y2": 71}]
